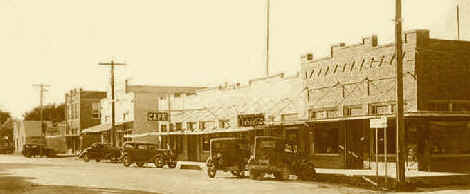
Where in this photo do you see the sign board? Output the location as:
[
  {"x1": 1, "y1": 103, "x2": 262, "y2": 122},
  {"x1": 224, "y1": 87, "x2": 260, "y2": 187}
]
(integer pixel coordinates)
[
  {"x1": 238, "y1": 114, "x2": 265, "y2": 127},
  {"x1": 370, "y1": 117, "x2": 387, "y2": 128},
  {"x1": 147, "y1": 112, "x2": 169, "y2": 121}
]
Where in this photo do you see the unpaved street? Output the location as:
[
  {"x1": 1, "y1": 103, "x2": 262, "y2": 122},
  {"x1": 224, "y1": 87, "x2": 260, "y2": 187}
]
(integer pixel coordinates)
[{"x1": 0, "y1": 155, "x2": 468, "y2": 194}]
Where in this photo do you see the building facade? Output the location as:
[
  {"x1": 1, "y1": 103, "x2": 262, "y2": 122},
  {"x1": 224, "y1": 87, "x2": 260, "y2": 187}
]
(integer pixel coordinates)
[
  {"x1": 65, "y1": 88, "x2": 106, "y2": 153},
  {"x1": 300, "y1": 29, "x2": 470, "y2": 171}
]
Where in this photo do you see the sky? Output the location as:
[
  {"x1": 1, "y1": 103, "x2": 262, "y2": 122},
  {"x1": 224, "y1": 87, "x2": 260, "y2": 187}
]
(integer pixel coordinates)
[{"x1": 0, "y1": 0, "x2": 468, "y2": 118}]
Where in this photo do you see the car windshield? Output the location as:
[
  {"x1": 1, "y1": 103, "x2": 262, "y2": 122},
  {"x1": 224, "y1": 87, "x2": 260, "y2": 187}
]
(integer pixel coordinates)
[
  {"x1": 124, "y1": 144, "x2": 135, "y2": 149},
  {"x1": 256, "y1": 139, "x2": 283, "y2": 151}
]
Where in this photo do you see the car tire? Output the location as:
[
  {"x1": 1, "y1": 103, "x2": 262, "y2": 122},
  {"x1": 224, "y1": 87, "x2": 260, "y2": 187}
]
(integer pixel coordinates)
[
  {"x1": 299, "y1": 163, "x2": 316, "y2": 181},
  {"x1": 122, "y1": 155, "x2": 131, "y2": 167},
  {"x1": 136, "y1": 162, "x2": 145, "y2": 167},
  {"x1": 83, "y1": 154, "x2": 90, "y2": 162},
  {"x1": 249, "y1": 170, "x2": 258, "y2": 180},
  {"x1": 208, "y1": 166, "x2": 217, "y2": 178},
  {"x1": 168, "y1": 162, "x2": 177, "y2": 169},
  {"x1": 154, "y1": 157, "x2": 164, "y2": 168}
]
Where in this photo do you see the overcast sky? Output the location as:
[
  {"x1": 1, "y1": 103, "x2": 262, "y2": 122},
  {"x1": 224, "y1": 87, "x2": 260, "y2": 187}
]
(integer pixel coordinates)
[{"x1": 0, "y1": 0, "x2": 468, "y2": 118}]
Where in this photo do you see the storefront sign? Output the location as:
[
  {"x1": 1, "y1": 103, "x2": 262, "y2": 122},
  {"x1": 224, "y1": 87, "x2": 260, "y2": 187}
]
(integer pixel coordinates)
[
  {"x1": 147, "y1": 112, "x2": 169, "y2": 121},
  {"x1": 370, "y1": 117, "x2": 387, "y2": 128},
  {"x1": 238, "y1": 114, "x2": 265, "y2": 127}
]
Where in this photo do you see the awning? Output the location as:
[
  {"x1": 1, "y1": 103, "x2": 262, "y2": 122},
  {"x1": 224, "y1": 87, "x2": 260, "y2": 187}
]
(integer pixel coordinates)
[
  {"x1": 81, "y1": 123, "x2": 112, "y2": 133},
  {"x1": 123, "y1": 127, "x2": 256, "y2": 138}
]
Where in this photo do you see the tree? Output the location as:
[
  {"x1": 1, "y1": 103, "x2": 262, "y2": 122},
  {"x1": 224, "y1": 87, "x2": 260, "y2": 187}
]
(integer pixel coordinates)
[
  {"x1": 23, "y1": 103, "x2": 65, "y2": 123},
  {"x1": 0, "y1": 110, "x2": 11, "y2": 125}
]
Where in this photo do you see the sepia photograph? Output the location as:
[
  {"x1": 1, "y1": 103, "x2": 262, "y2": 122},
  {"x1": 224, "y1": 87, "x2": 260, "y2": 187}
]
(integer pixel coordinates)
[{"x1": 1, "y1": 0, "x2": 470, "y2": 193}]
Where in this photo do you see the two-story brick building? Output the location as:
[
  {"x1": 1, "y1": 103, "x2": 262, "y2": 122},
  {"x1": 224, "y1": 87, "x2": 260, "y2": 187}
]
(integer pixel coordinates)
[
  {"x1": 301, "y1": 29, "x2": 470, "y2": 172},
  {"x1": 65, "y1": 88, "x2": 106, "y2": 154}
]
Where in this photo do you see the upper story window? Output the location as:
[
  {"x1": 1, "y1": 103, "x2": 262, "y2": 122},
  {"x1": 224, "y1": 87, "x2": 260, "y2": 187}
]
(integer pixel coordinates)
[
  {"x1": 91, "y1": 102, "x2": 100, "y2": 119},
  {"x1": 199, "y1": 121, "x2": 207, "y2": 130},
  {"x1": 370, "y1": 103, "x2": 395, "y2": 115},
  {"x1": 344, "y1": 106, "x2": 363, "y2": 116},
  {"x1": 428, "y1": 102, "x2": 449, "y2": 112},
  {"x1": 187, "y1": 122, "x2": 196, "y2": 131},
  {"x1": 309, "y1": 108, "x2": 337, "y2": 120},
  {"x1": 160, "y1": 124, "x2": 167, "y2": 132},
  {"x1": 428, "y1": 101, "x2": 470, "y2": 112},
  {"x1": 175, "y1": 122, "x2": 182, "y2": 131}
]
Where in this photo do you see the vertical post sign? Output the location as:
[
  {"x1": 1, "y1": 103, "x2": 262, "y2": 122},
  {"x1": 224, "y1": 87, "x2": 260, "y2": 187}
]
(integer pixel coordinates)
[{"x1": 370, "y1": 116, "x2": 388, "y2": 188}]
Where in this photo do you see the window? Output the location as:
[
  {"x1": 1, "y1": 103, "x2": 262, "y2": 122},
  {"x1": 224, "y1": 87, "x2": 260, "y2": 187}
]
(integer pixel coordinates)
[
  {"x1": 174, "y1": 93, "x2": 181, "y2": 97},
  {"x1": 199, "y1": 121, "x2": 207, "y2": 130},
  {"x1": 175, "y1": 122, "x2": 182, "y2": 131},
  {"x1": 202, "y1": 135, "x2": 210, "y2": 151},
  {"x1": 160, "y1": 124, "x2": 167, "y2": 132},
  {"x1": 187, "y1": 122, "x2": 196, "y2": 131},
  {"x1": 91, "y1": 102, "x2": 100, "y2": 119},
  {"x1": 370, "y1": 104, "x2": 392, "y2": 115},
  {"x1": 344, "y1": 106, "x2": 362, "y2": 116},
  {"x1": 453, "y1": 102, "x2": 470, "y2": 112},
  {"x1": 219, "y1": 120, "x2": 229, "y2": 129},
  {"x1": 314, "y1": 128, "x2": 339, "y2": 153},
  {"x1": 309, "y1": 109, "x2": 336, "y2": 120},
  {"x1": 326, "y1": 110, "x2": 338, "y2": 118},
  {"x1": 123, "y1": 112, "x2": 129, "y2": 121},
  {"x1": 169, "y1": 123, "x2": 175, "y2": 132}
]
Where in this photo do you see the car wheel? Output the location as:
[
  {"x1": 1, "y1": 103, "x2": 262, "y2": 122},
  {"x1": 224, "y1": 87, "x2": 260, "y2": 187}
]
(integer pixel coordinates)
[
  {"x1": 83, "y1": 154, "x2": 90, "y2": 162},
  {"x1": 168, "y1": 162, "x2": 177, "y2": 169},
  {"x1": 249, "y1": 170, "x2": 258, "y2": 180},
  {"x1": 299, "y1": 164, "x2": 316, "y2": 181},
  {"x1": 230, "y1": 170, "x2": 243, "y2": 177},
  {"x1": 122, "y1": 155, "x2": 131, "y2": 167},
  {"x1": 208, "y1": 166, "x2": 216, "y2": 178},
  {"x1": 154, "y1": 157, "x2": 164, "y2": 168},
  {"x1": 136, "y1": 162, "x2": 145, "y2": 167}
]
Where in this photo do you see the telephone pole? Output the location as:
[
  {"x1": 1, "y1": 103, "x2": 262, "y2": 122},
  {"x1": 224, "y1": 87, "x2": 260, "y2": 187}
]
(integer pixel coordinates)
[
  {"x1": 99, "y1": 60, "x2": 126, "y2": 147},
  {"x1": 395, "y1": 0, "x2": 407, "y2": 186},
  {"x1": 265, "y1": 0, "x2": 271, "y2": 77},
  {"x1": 457, "y1": 3, "x2": 461, "y2": 40},
  {"x1": 33, "y1": 83, "x2": 50, "y2": 136}
]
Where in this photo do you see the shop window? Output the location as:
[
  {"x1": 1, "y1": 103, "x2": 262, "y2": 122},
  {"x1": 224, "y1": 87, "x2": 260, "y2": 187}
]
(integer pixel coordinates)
[
  {"x1": 91, "y1": 102, "x2": 100, "y2": 119},
  {"x1": 202, "y1": 136, "x2": 210, "y2": 151},
  {"x1": 219, "y1": 120, "x2": 230, "y2": 129},
  {"x1": 314, "y1": 128, "x2": 339, "y2": 153},
  {"x1": 169, "y1": 123, "x2": 175, "y2": 132}
]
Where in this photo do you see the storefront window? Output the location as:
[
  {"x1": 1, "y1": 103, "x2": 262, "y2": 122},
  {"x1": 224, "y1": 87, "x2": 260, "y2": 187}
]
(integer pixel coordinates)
[
  {"x1": 314, "y1": 128, "x2": 339, "y2": 153},
  {"x1": 176, "y1": 136, "x2": 183, "y2": 153}
]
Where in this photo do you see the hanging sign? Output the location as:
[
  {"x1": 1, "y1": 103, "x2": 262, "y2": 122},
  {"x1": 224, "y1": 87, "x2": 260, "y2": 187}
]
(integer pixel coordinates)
[{"x1": 370, "y1": 117, "x2": 387, "y2": 128}]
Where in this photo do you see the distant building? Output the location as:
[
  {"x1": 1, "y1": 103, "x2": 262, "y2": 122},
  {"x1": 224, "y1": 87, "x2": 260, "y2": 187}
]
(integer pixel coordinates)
[
  {"x1": 82, "y1": 78, "x2": 204, "y2": 147},
  {"x1": 65, "y1": 88, "x2": 106, "y2": 154},
  {"x1": 13, "y1": 120, "x2": 51, "y2": 152}
]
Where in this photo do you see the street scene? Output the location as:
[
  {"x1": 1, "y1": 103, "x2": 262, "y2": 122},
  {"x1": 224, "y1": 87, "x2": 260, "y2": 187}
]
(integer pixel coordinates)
[{"x1": 1, "y1": 0, "x2": 470, "y2": 193}]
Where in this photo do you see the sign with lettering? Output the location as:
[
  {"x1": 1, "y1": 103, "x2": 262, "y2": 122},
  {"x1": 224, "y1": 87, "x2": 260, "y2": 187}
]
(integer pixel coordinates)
[
  {"x1": 238, "y1": 114, "x2": 265, "y2": 127},
  {"x1": 147, "y1": 112, "x2": 169, "y2": 121},
  {"x1": 370, "y1": 117, "x2": 387, "y2": 128}
]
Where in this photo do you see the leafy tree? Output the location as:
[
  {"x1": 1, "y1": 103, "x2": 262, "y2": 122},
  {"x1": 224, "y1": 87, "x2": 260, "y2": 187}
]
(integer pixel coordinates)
[
  {"x1": 0, "y1": 110, "x2": 11, "y2": 125},
  {"x1": 23, "y1": 103, "x2": 65, "y2": 122}
]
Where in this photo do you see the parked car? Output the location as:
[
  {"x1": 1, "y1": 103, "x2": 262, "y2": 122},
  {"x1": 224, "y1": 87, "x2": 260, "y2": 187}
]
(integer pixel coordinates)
[
  {"x1": 78, "y1": 143, "x2": 121, "y2": 162},
  {"x1": 121, "y1": 142, "x2": 177, "y2": 168},
  {"x1": 206, "y1": 137, "x2": 250, "y2": 178},
  {"x1": 22, "y1": 143, "x2": 55, "y2": 158},
  {"x1": 247, "y1": 136, "x2": 316, "y2": 181},
  {"x1": 0, "y1": 139, "x2": 14, "y2": 154}
]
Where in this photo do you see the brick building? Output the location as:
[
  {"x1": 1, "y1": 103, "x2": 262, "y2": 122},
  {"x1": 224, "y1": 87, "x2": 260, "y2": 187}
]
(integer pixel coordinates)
[
  {"x1": 65, "y1": 88, "x2": 106, "y2": 154},
  {"x1": 301, "y1": 29, "x2": 470, "y2": 172},
  {"x1": 83, "y1": 78, "x2": 204, "y2": 147}
]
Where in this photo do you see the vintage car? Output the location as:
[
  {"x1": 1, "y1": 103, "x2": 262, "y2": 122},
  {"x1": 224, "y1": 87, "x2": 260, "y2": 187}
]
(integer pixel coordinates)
[
  {"x1": 22, "y1": 143, "x2": 55, "y2": 158},
  {"x1": 0, "y1": 139, "x2": 14, "y2": 154},
  {"x1": 78, "y1": 143, "x2": 121, "y2": 162},
  {"x1": 121, "y1": 142, "x2": 177, "y2": 168},
  {"x1": 206, "y1": 137, "x2": 250, "y2": 178},
  {"x1": 247, "y1": 136, "x2": 316, "y2": 181}
]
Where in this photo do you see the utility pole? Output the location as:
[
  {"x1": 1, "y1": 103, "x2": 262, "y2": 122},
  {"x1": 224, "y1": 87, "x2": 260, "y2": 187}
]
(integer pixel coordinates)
[
  {"x1": 33, "y1": 83, "x2": 50, "y2": 136},
  {"x1": 457, "y1": 3, "x2": 461, "y2": 40},
  {"x1": 99, "y1": 60, "x2": 126, "y2": 147},
  {"x1": 265, "y1": 0, "x2": 271, "y2": 77},
  {"x1": 395, "y1": 0, "x2": 406, "y2": 186}
]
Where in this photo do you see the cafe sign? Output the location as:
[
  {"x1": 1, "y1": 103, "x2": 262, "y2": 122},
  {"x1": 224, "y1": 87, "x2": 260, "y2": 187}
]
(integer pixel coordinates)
[
  {"x1": 147, "y1": 112, "x2": 169, "y2": 121},
  {"x1": 238, "y1": 114, "x2": 265, "y2": 127}
]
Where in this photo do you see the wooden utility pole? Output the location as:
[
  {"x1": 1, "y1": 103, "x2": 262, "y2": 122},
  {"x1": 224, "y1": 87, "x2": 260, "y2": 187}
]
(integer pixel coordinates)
[
  {"x1": 395, "y1": 0, "x2": 406, "y2": 185},
  {"x1": 265, "y1": 0, "x2": 271, "y2": 77},
  {"x1": 33, "y1": 83, "x2": 50, "y2": 136},
  {"x1": 457, "y1": 3, "x2": 461, "y2": 40},
  {"x1": 99, "y1": 60, "x2": 126, "y2": 147}
]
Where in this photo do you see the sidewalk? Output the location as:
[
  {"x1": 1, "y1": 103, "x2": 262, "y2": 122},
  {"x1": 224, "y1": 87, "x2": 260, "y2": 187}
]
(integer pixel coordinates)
[{"x1": 177, "y1": 161, "x2": 470, "y2": 189}]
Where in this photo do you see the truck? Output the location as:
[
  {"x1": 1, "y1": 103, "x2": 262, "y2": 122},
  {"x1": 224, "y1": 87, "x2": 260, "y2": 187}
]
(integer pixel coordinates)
[{"x1": 22, "y1": 136, "x2": 56, "y2": 158}]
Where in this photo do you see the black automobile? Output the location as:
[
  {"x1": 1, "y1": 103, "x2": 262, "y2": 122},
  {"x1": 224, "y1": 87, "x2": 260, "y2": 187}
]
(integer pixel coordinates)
[
  {"x1": 22, "y1": 144, "x2": 55, "y2": 158},
  {"x1": 206, "y1": 138, "x2": 250, "y2": 178},
  {"x1": 78, "y1": 143, "x2": 121, "y2": 162},
  {"x1": 121, "y1": 142, "x2": 177, "y2": 168},
  {"x1": 0, "y1": 139, "x2": 13, "y2": 154}
]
